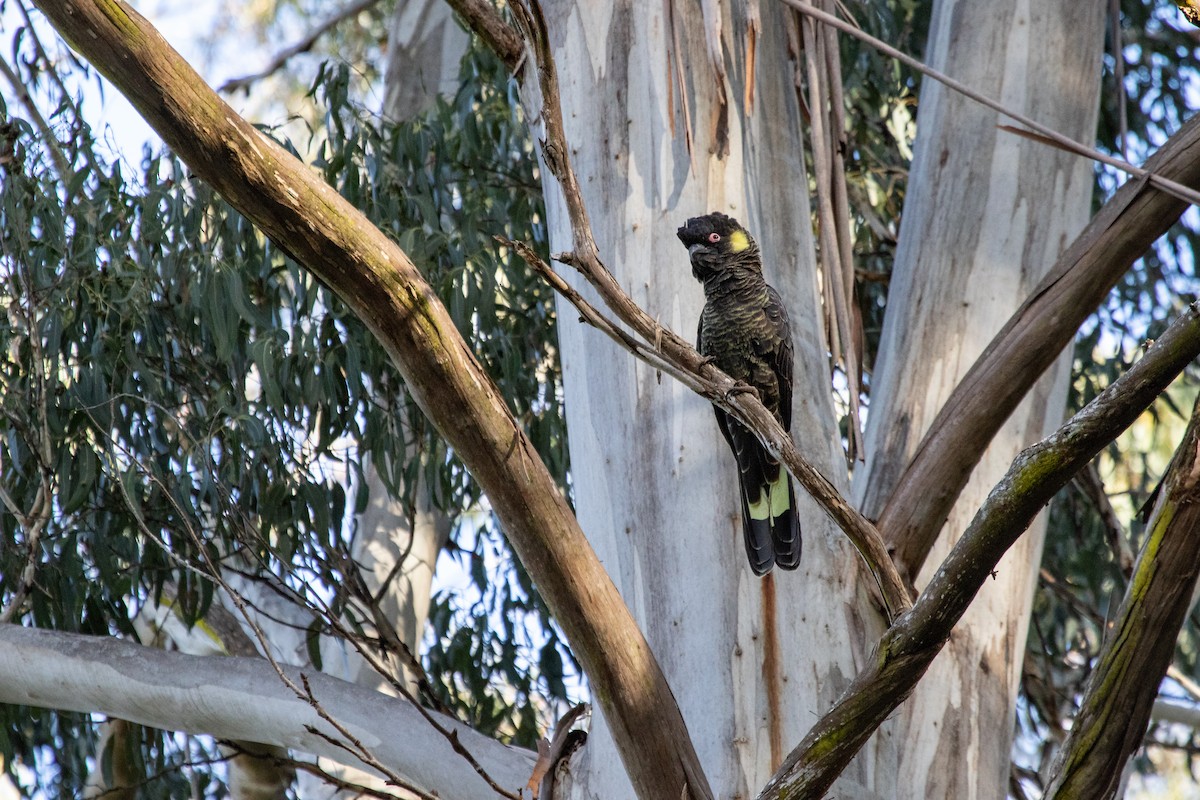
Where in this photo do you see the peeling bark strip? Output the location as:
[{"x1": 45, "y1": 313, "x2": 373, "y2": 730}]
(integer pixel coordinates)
[
  {"x1": 878, "y1": 113, "x2": 1200, "y2": 578},
  {"x1": 32, "y1": 4, "x2": 710, "y2": 799},
  {"x1": 760, "y1": 303, "x2": 1200, "y2": 800},
  {"x1": 1043, "y1": 393, "x2": 1200, "y2": 799}
]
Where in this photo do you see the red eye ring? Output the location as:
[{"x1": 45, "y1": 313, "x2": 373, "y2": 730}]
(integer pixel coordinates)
[{"x1": 707, "y1": 232, "x2": 721, "y2": 243}]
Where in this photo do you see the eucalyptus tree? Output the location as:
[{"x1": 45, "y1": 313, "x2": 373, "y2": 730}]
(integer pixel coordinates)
[{"x1": 2, "y1": 0, "x2": 1200, "y2": 799}]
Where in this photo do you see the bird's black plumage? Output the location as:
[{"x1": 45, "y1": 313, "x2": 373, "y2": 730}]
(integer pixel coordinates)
[{"x1": 677, "y1": 212, "x2": 801, "y2": 575}]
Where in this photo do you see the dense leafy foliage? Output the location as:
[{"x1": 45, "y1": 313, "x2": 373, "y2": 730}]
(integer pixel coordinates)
[{"x1": 0, "y1": 14, "x2": 572, "y2": 795}]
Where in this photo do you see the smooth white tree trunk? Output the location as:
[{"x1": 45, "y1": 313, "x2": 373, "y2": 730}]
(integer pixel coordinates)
[
  {"x1": 382, "y1": 0, "x2": 468, "y2": 121},
  {"x1": 525, "y1": 2, "x2": 892, "y2": 796},
  {"x1": 0, "y1": 625, "x2": 534, "y2": 800},
  {"x1": 853, "y1": 1, "x2": 1105, "y2": 797}
]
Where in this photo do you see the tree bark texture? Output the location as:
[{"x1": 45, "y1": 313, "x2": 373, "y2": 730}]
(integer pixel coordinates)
[
  {"x1": 763, "y1": 301, "x2": 1200, "y2": 798},
  {"x1": 523, "y1": 2, "x2": 892, "y2": 797},
  {"x1": 852, "y1": 1, "x2": 1105, "y2": 797},
  {"x1": 31, "y1": 4, "x2": 710, "y2": 798}
]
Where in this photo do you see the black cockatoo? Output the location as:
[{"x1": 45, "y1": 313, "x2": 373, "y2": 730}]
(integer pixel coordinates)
[{"x1": 678, "y1": 212, "x2": 801, "y2": 575}]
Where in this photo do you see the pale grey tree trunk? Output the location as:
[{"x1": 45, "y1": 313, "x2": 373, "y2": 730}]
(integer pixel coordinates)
[
  {"x1": 525, "y1": 1, "x2": 892, "y2": 796},
  {"x1": 382, "y1": 0, "x2": 468, "y2": 121},
  {"x1": 853, "y1": 1, "x2": 1105, "y2": 797},
  {"x1": 345, "y1": 463, "x2": 449, "y2": 695}
]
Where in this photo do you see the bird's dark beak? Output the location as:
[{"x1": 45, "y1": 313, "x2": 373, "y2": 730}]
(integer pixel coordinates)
[{"x1": 677, "y1": 220, "x2": 704, "y2": 248}]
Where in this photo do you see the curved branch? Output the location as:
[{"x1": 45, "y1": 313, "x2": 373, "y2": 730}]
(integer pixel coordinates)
[
  {"x1": 219, "y1": 0, "x2": 382, "y2": 94},
  {"x1": 30, "y1": 4, "x2": 706, "y2": 799},
  {"x1": 0, "y1": 625, "x2": 534, "y2": 799},
  {"x1": 759, "y1": 301, "x2": 1200, "y2": 799}
]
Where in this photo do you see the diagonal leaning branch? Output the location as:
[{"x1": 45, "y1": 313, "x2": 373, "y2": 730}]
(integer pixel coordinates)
[
  {"x1": 758, "y1": 301, "x2": 1200, "y2": 799},
  {"x1": 32, "y1": 3, "x2": 712, "y2": 799}
]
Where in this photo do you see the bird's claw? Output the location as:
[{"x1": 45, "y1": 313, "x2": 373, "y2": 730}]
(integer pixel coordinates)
[{"x1": 727, "y1": 381, "x2": 761, "y2": 401}]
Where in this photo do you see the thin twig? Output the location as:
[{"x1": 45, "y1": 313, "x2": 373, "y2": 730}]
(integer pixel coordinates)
[
  {"x1": 798, "y1": 1, "x2": 863, "y2": 458},
  {"x1": 220, "y1": 741, "x2": 413, "y2": 800},
  {"x1": 0, "y1": 52, "x2": 71, "y2": 179},
  {"x1": 777, "y1": 0, "x2": 1200, "y2": 207},
  {"x1": 16, "y1": 1, "x2": 76, "y2": 115},
  {"x1": 97, "y1": 428, "x2": 420, "y2": 792},
  {"x1": 1073, "y1": 463, "x2": 1134, "y2": 577},
  {"x1": 219, "y1": 0, "x2": 383, "y2": 94},
  {"x1": 1109, "y1": 0, "x2": 1129, "y2": 162}
]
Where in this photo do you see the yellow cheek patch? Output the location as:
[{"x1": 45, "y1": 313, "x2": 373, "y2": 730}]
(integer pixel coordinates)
[{"x1": 729, "y1": 229, "x2": 750, "y2": 253}]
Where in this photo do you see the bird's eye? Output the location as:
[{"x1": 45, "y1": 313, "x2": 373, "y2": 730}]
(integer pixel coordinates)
[{"x1": 708, "y1": 232, "x2": 721, "y2": 243}]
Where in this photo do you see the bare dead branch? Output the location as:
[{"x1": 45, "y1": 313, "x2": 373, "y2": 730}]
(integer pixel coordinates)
[
  {"x1": 219, "y1": 0, "x2": 382, "y2": 94},
  {"x1": 1042, "y1": 392, "x2": 1200, "y2": 799},
  {"x1": 760, "y1": 301, "x2": 1200, "y2": 799},
  {"x1": 797, "y1": 1, "x2": 863, "y2": 458}
]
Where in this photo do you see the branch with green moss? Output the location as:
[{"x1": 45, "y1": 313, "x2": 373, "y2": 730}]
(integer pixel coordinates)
[
  {"x1": 1042, "y1": 392, "x2": 1200, "y2": 799},
  {"x1": 759, "y1": 301, "x2": 1200, "y2": 800}
]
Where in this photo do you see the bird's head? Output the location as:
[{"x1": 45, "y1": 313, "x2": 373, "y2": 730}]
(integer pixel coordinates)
[{"x1": 676, "y1": 212, "x2": 760, "y2": 283}]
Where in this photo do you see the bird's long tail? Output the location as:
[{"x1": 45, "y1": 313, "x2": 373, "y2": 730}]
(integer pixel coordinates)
[{"x1": 741, "y1": 465, "x2": 802, "y2": 574}]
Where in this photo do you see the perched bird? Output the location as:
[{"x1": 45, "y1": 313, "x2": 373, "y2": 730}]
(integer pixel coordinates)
[{"x1": 677, "y1": 212, "x2": 801, "y2": 575}]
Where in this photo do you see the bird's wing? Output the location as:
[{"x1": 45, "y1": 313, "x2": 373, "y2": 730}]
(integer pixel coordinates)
[
  {"x1": 763, "y1": 286, "x2": 801, "y2": 569},
  {"x1": 764, "y1": 286, "x2": 794, "y2": 431}
]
